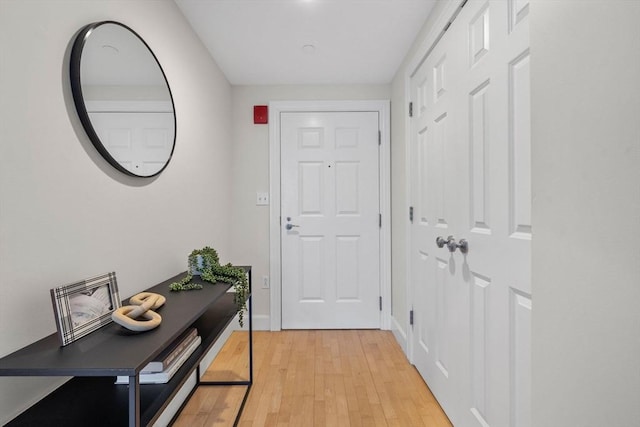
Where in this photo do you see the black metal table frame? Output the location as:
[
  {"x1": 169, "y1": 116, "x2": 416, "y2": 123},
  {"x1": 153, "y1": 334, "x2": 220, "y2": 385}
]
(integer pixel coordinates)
[{"x1": 166, "y1": 277, "x2": 253, "y2": 427}]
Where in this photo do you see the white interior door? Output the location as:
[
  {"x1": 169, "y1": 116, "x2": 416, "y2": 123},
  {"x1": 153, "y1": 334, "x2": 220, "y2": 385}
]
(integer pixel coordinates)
[
  {"x1": 409, "y1": 1, "x2": 531, "y2": 426},
  {"x1": 281, "y1": 111, "x2": 381, "y2": 329},
  {"x1": 409, "y1": 14, "x2": 467, "y2": 422}
]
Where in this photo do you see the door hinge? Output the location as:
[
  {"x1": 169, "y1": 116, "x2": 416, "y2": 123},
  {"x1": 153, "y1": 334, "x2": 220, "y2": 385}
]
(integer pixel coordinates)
[
  {"x1": 379, "y1": 213, "x2": 382, "y2": 228},
  {"x1": 410, "y1": 309, "x2": 414, "y2": 326},
  {"x1": 409, "y1": 102, "x2": 413, "y2": 117},
  {"x1": 378, "y1": 130, "x2": 381, "y2": 146},
  {"x1": 409, "y1": 206, "x2": 414, "y2": 223},
  {"x1": 379, "y1": 296, "x2": 383, "y2": 311}
]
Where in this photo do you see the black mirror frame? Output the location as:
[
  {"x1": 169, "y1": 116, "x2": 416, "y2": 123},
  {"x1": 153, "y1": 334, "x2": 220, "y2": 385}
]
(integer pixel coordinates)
[{"x1": 70, "y1": 21, "x2": 177, "y2": 178}]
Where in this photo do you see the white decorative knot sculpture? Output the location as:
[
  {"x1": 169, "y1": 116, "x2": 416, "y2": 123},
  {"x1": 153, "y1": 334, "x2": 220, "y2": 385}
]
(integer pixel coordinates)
[{"x1": 112, "y1": 292, "x2": 166, "y2": 332}]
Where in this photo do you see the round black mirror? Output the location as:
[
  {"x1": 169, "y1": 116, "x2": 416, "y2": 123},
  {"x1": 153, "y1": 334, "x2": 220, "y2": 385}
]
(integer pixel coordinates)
[{"x1": 70, "y1": 21, "x2": 176, "y2": 177}]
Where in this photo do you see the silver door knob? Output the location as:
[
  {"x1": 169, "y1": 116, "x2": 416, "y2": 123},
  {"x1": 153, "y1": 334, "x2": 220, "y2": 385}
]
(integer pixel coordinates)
[
  {"x1": 285, "y1": 223, "x2": 299, "y2": 230},
  {"x1": 436, "y1": 236, "x2": 454, "y2": 248},
  {"x1": 447, "y1": 238, "x2": 469, "y2": 254}
]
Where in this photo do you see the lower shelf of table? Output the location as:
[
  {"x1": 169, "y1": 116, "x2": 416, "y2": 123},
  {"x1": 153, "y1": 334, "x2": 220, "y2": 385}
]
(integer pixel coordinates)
[{"x1": 6, "y1": 293, "x2": 239, "y2": 427}]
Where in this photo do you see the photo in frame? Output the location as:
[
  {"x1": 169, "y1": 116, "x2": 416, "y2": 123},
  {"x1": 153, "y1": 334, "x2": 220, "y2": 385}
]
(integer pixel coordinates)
[{"x1": 50, "y1": 272, "x2": 121, "y2": 346}]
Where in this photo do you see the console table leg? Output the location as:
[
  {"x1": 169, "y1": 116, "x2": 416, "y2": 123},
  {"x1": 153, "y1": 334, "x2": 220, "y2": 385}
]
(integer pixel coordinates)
[{"x1": 129, "y1": 375, "x2": 140, "y2": 427}]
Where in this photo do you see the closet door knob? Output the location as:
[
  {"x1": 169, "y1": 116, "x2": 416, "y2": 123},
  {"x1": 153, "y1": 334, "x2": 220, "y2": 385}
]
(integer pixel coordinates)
[
  {"x1": 436, "y1": 236, "x2": 454, "y2": 248},
  {"x1": 447, "y1": 238, "x2": 469, "y2": 254}
]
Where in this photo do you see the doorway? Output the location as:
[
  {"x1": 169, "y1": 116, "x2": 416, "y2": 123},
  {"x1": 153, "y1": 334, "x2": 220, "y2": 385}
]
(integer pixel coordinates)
[{"x1": 269, "y1": 101, "x2": 391, "y2": 331}]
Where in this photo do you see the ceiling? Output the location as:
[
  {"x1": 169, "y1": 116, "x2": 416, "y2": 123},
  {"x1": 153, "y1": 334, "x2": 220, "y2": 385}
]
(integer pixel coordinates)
[{"x1": 174, "y1": 0, "x2": 437, "y2": 85}]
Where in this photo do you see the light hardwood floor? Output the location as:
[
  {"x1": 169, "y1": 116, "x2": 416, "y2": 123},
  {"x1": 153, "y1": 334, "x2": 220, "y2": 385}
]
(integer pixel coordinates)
[{"x1": 174, "y1": 330, "x2": 452, "y2": 426}]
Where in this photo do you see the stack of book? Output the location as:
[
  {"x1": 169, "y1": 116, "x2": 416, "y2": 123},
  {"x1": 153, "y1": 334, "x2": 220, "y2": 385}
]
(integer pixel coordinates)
[{"x1": 115, "y1": 328, "x2": 201, "y2": 384}]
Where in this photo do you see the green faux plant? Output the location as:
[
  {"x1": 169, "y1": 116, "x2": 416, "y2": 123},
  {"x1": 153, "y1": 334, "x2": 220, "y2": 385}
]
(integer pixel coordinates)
[{"x1": 169, "y1": 246, "x2": 249, "y2": 327}]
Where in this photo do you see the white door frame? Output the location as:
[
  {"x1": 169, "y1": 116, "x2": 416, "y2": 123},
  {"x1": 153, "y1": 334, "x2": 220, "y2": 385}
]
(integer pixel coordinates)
[
  {"x1": 268, "y1": 100, "x2": 391, "y2": 331},
  {"x1": 404, "y1": 0, "x2": 466, "y2": 362}
]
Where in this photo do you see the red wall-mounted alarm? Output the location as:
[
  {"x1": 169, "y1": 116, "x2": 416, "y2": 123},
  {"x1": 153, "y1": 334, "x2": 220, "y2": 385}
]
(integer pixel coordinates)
[{"x1": 254, "y1": 105, "x2": 268, "y2": 124}]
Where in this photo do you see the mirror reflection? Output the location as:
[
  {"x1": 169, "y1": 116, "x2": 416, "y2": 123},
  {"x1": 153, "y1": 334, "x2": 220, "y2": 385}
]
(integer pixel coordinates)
[{"x1": 71, "y1": 21, "x2": 176, "y2": 177}]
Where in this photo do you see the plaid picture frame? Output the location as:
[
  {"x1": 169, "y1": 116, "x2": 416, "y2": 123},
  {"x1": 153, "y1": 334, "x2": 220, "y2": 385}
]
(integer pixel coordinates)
[{"x1": 50, "y1": 272, "x2": 121, "y2": 346}]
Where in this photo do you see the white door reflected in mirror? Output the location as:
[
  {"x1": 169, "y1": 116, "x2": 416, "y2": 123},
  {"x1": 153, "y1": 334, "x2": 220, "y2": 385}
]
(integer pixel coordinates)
[{"x1": 70, "y1": 21, "x2": 176, "y2": 177}]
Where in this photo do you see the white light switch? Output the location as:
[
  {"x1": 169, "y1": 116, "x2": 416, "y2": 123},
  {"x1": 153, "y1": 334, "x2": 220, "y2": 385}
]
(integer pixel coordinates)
[{"x1": 256, "y1": 192, "x2": 269, "y2": 206}]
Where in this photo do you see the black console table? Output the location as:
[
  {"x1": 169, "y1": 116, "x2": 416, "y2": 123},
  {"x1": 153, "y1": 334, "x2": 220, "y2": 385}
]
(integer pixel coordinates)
[{"x1": 0, "y1": 269, "x2": 252, "y2": 427}]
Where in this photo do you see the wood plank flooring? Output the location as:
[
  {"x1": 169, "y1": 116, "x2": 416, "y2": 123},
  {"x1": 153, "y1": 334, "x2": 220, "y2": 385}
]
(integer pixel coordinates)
[{"x1": 173, "y1": 330, "x2": 451, "y2": 426}]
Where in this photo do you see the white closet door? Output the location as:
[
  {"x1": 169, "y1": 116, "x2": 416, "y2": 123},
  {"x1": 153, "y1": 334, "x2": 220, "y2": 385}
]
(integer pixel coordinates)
[
  {"x1": 409, "y1": 12, "x2": 467, "y2": 421},
  {"x1": 409, "y1": 1, "x2": 531, "y2": 426}
]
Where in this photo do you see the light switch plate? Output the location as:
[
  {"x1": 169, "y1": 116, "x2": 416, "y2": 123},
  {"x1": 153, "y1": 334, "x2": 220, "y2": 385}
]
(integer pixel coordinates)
[{"x1": 256, "y1": 192, "x2": 269, "y2": 206}]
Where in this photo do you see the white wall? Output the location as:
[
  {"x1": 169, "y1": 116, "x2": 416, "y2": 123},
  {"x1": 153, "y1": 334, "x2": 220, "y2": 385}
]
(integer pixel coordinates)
[
  {"x1": 0, "y1": 0, "x2": 233, "y2": 423},
  {"x1": 229, "y1": 85, "x2": 390, "y2": 327},
  {"x1": 530, "y1": 1, "x2": 640, "y2": 425}
]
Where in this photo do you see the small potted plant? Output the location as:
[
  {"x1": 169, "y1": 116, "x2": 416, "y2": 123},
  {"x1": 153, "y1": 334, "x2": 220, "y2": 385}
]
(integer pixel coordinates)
[{"x1": 170, "y1": 247, "x2": 249, "y2": 326}]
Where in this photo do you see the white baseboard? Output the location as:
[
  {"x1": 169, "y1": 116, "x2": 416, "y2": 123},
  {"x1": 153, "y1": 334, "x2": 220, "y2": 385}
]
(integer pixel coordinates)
[
  {"x1": 391, "y1": 316, "x2": 408, "y2": 355},
  {"x1": 152, "y1": 370, "x2": 197, "y2": 427},
  {"x1": 199, "y1": 313, "x2": 240, "y2": 374},
  {"x1": 233, "y1": 314, "x2": 270, "y2": 332},
  {"x1": 250, "y1": 314, "x2": 270, "y2": 331}
]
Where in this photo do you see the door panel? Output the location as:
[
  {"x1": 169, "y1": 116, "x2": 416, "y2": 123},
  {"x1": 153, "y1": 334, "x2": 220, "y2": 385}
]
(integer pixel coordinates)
[
  {"x1": 469, "y1": 79, "x2": 491, "y2": 234},
  {"x1": 281, "y1": 112, "x2": 380, "y2": 329},
  {"x1": 509, "y1": 49, "x2": 532, "y2": 238},
  {"x1": 335, "y1": 235, "x2": 360, "y2": 300},
  {"x1": 299, "y1": 236, "x2": 324, "y2": 301},
  {"x1": 469, "y1": 272, "x2": 490, "y2": 426}
]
